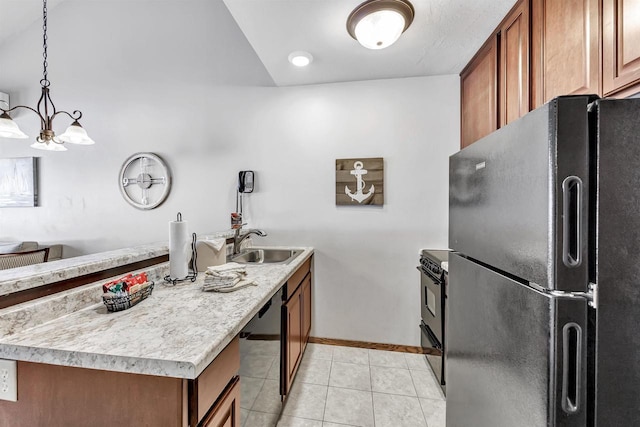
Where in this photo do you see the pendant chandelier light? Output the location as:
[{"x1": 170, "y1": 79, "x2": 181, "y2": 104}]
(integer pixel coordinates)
[
  {"x1": 346, "y1": 0, "x2": 415, "y2": 50},
  {"x1": 0, "y1": 0, "x2": 94, "y2": 151}
]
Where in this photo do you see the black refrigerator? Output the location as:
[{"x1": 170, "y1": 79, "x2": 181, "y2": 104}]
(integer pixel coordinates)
[{"x1": 448, "y1": 95, "x2": 640, "y2": 427}]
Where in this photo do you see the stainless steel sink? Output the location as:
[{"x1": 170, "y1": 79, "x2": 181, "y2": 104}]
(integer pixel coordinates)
[{"x1": 230, "y1": 248, "x2": 303, "y2": 265}]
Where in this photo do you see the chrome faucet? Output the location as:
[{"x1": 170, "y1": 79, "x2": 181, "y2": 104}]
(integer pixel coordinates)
[{"x1": 233, "y1": 228, "x2": 267, "y2": 255}]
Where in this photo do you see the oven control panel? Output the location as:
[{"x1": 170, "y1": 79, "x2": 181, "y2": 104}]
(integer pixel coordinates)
[{"x1": 420, "y1": 256, "x2": 443, "y2": 280}]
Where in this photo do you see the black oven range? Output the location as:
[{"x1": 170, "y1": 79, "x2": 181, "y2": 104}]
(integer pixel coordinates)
[{"x1": 418, "y1": 249, "x2": 449, "y2": 395}]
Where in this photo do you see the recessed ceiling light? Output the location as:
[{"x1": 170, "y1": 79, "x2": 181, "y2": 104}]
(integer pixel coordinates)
[
  {"x1": 288, "y1": 51, "x2": 313, "y2": 67},
  {"x1": 347, "y1": 0, "x2": 415, "y2": 50}
]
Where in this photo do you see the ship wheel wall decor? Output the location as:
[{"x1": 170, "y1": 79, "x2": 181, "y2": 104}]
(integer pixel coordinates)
[{"x1": 119, "y1": 152, "x2": 172, "y2": 210}]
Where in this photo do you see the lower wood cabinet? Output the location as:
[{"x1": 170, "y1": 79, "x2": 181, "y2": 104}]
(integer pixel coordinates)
[
  {"x1": 282, "y1": 257, "x2": 313, "y2": 396},
  {"x1": 191, "y1": 337, "x2": 240, "y2": 427},
  {"x1": 0, "y1": 361, "x2": 188, "y2": 427},
  {"x1": 200, "y1": 376, "x2": 240, "y2": 427},
  {"x1": 302, "y1": 274, "x2": 312, "y2": 350},
  {"x1": 285, "y1": 284, "x2": 303, "y2": 384},
  {"x1": 0, "y1": 337, "x2": 240, "y2": 427}
]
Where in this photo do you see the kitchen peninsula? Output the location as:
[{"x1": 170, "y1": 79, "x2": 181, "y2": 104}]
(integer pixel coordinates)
[{"x1": 0, "y1": 240, "x2": 314, "y2": 427}]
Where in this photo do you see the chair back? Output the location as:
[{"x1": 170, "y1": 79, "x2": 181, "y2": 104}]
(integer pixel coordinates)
[{"x1": 0, "y1": 248, "x2": 50, "y2": 270}]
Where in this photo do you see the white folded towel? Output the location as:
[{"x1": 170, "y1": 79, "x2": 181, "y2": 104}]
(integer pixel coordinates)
[
  {"x1": 203, "y1": 262, "x2": 257, "y2": 292},
  {"x1": 206, "y1": 262, "x2": 246, "y2": 275},
  {"x1": 203, "y1": 279, "x2": 257, "y2": 293}
]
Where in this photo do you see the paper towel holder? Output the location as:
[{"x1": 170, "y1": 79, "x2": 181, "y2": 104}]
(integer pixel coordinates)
[
  {"x1": 164, "y1": 212, "x2": 198, "y2": 285},
  {"x1": 164, "y1": 232, "x2": 198, "y2": 284}
]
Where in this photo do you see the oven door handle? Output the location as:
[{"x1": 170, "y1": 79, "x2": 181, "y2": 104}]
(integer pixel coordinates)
[
  {"x1": 418, "y1": 266, "x2": 441, "y2": 285},
  {"x1": 420, "y1": 322, "x2": 442, "y2": 350}
]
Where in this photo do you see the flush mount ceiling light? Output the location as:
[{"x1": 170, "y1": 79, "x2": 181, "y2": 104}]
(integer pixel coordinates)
[
  {"x1": 0, "y1": 0, "x2": 94, "y2": 151},
  {"x1": 288, "y1": 51, "x2": 314, "y2": 67},
  {"x1": 346, "y1": 0, "x2": 415, "y2": 50}
]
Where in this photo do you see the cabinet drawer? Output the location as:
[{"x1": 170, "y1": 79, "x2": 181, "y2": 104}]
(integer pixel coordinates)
[
  {"x1": 200, "y1": 376, "x2": 240, "y2": 427},
  {"x1": 283, "y1": 257, "x2": 311, "y2": 301},
  {"x1": 196, "y1": 337, "x2": 240, "y2": 423}
]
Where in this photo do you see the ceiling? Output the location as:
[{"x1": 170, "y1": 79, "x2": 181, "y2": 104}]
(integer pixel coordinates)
[
  {"x1": 0, "y1": 0, "x2": 518, "y2": 87},
  {"x1": 223, "y1": 0, "x2": 518, "y2": 86},
  {"x1": 0, "y1": 0, "x2": 64, "y2": 48}
]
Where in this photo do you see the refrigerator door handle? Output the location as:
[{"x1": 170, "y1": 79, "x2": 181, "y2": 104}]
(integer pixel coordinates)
[
  {"x1": 561, "y1": 322, "x2": 583, "y2": 414},
  {"x1": 562, "y1": 176, "x2": 583, "y2": 267}
]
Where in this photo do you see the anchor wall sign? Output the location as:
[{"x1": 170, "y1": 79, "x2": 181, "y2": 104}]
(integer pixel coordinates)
[{"x1": 336, "y1": 157, "x2": 384, "y2": 206}]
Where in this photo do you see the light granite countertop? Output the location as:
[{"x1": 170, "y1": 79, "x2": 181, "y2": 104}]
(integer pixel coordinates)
[
  {"x1": 0, "y1": 230, "x2": 237, "y2": 297},
  {"x1": 0, "y1": 246, "x2": 313, "y2": 380}
]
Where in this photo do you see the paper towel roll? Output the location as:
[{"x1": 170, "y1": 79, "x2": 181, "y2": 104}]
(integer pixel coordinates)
[{"x1": 169, "y1": 217, "x2": 189, "y2": 279}]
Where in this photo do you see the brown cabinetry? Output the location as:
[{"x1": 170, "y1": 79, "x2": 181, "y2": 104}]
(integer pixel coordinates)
[
  {"x1": 282, "y1": 257, "x2": 313, "y2": 395},
  {"x1": 460, "y1": 36, "x2": 499, "y2": 148},
  {"x1": 461, "y1": 0, "x2": 618, "y2": 149},
  {"x1": 531, "y1": 0, "x2": 600, "y2": 107},
  {"x1": 200, "y1": 376, "x2": 240, "y2": 427},
  {"x1": 460, "y1": 0, "x2": 530, "y2": 147},
  {"x1": 603, "y1": 0, "x2": 640, "y2": 96},
  {"x1": 285, "y1": 284, "x2": 303, "y2": 383},
  {"x1": 500, "y1": 0, "x2": 530, "y2": 126},
  {"x1": 302, "y1": 274, "x2": 312, "y2": 349},
  {"x1": 191, "y1": 338, "x2": 240, "y2": 426},
  {"x1": 0, "y1": 337, "x2": 240, "y2": 427}
]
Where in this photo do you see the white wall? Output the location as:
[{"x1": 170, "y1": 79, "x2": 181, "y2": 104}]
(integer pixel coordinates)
[
  {"x1": 0, "y1": 0, "x2": 274, "y2": 256},
  {"x1": 246, "y1": 78, "x2": 459, "y2": 346},
  {"x1": 0, "y1": 1, "x2": 459, "y2": 346}
]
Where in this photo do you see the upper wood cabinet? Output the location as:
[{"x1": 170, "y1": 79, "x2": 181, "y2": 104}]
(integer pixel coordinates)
[
  {"x1": 531, "y1": 0, "x2": 601, "y2": 108},
  {"x1": 500, "y1": 0, "x2": 530, "y2": 126},
  {"x1": 460, "y1": 36, "x2": 499, "y2": 148},
  {"x1": 459, "y1": 0, "x2": 630, "y2": 149},
  {"x1": 603, "y1": 0, "x2": 640, "y2": 96},
  {"x1": 461, "y1": 0, "x2": 529, "y2": 147}
]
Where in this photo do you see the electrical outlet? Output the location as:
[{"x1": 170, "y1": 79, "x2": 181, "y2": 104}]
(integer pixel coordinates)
[{"x1": 0, "y1": 359, "x2": 17, "y2": 402}]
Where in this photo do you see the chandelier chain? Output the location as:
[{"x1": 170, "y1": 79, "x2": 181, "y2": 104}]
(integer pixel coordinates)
[{"x1": 41, "y1": 0, "x2": 50, "y2": 87}]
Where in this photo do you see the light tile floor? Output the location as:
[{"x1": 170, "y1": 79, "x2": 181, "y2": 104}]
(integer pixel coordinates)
[{"x1": 241, "y1": 343, "x2": 446, "y2": 427}]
